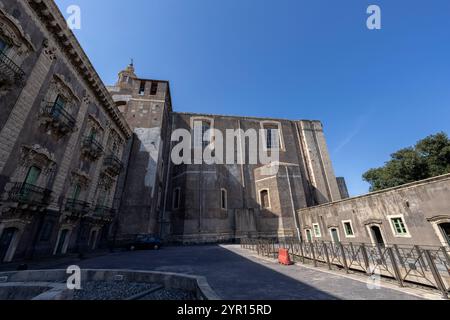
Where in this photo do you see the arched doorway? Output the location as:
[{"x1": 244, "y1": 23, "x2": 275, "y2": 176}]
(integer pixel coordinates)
[
  {"x1": 370, "y1": 226, "x2": 385, "y2": 246},
  {"x1": 305, "y1": 229, "x2": 312, "y2": 242},
  {"x1": 330, "y1": 228, "x2": 340, "y2": 243},
  {"x1": 0, "y1": 228, "x2": 18, "y2": 262},
  {"x1": 438, "y1": 223, "x2": 450, "y2": 246}
]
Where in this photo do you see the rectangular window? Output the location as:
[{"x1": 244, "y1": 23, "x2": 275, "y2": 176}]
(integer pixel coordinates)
[
  {"x1": 150, "y1": 82, "x2": 158, "y2": 95},
  {"x1": 139, "y1": 81, "x2": 146, "y2": 95},
  {"x1": 25, "y1": 166, "x2": 41, "y2": 186},
  {"x1": 264, "y1": 125, "x2": 280, "y2": 150},
  {"x1": 260, "y1": 190, "x2": 270, "y2": 209},
  {"x1": 391, "y1": 217, "x2": 408, "y2": 235},
  {"x1": 313, "y1": 223, "x2": 321, "y2": 237},
  {"x1": 343, "y1": 221, "x2": 354, "y2": 237}
]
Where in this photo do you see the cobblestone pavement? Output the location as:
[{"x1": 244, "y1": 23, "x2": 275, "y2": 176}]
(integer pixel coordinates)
[{"x1": 21, "y1": 244, "x2": 434, "y2": 300}]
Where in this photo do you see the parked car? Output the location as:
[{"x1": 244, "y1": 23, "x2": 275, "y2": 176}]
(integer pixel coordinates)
[{"x1": 129, "y1": 234, "x2": 162, "y2": 251}]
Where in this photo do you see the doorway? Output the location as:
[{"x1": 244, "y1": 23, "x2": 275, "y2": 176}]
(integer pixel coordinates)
[
  {"x1": 55, "y1": 229, "x2": 69, "y2": 255},
  {"x1": 0, "y1": 228, "x2": 18, "y2": 262},
  {"x1": 439, "y1": 223, "x2": 450, "y2": 246},
  {"x1": 370, "y1": 226, "x2": 385, "y2": 246},
  {"x1": 330, "y1": 228, "x2": 340, "y2": 243},
  {"x1": 306, "y1": 229, "x2": 312, "y2": 242}
]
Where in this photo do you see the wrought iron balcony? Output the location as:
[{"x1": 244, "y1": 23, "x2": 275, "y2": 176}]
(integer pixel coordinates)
[
  {"x1": 103, "y1": 154, "x2": 123, "y2": 176},
  {"x1": 6, "y1": 182, "x2": 52, "y2": 206},
  {"x1": 65, "y1": 199, "x2": 91, "y2": 216},
  {"x1": 0, "y1": 51, "x2": 25, "y2": 86},
  {"x1": 93, "y1": 205, "x2": 114, "y2": 221},
  {"x1": 81, "y1": 136, "x2": 104, "y2": 161},
  {"x1": 41, "y1": 102, "x2": 77, "y2": 135}
]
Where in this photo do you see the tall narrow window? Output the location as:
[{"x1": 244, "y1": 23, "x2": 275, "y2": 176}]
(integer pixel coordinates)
[
  {"x1": 25, "y1": 166, "x2": 41, "y2": 186},
  {"x1": 343, "y1": 221, "x2": 355, "y2": 237},
  {"x1": 139, "y1": 81, "x2": 146, "y2": 95},
  {"x1": 71, "y1": 184, "x2": 81, "y2": 201},
  {"x1": 150, "y1": 82, "x2": 158, "y2": 95},
  {"x1": 263, "y1": 124, "x2": 280, "y2": 150},
  {"x1": 173, "y1": 188, "x2": 180, "y2": 209},
  {"x1": 221, "y1": 189, "x2": 227, "y2": 210},
  {"x1": 313, "y1": 223, "x2": 321, "y2": 237},
  {"x1": 260, "y1": 190, "x2": 270, "y2": 209}
]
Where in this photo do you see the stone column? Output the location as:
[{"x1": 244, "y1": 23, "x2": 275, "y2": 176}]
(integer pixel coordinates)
[
  {"x1": 0, "y1": 44, "x2": 57, "y2": 174},
  {"x1": 48, "y1": 95, "x2": 92, "y2": 210}
]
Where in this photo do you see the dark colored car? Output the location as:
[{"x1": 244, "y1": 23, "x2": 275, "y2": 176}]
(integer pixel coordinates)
[{"x1": 129, "y1": 235, "x2": 162, "y2": 251}]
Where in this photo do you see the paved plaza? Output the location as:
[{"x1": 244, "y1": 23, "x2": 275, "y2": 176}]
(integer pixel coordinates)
[{"x1": 5, "y1": 245, "x2": 438, "y2": 300}]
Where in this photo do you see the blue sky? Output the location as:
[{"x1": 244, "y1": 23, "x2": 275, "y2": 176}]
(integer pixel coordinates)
[{"x1": 55, "y1": 0, "x2": 450, "y2": 196}]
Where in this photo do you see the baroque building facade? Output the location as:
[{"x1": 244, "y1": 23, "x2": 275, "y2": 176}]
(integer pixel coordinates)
[
  {"x1": 1, "y1": 0, "x2": 449, "y2": 264},
  {"x1": 0, "y1": 0, "x2": 131, "y2": 262}
]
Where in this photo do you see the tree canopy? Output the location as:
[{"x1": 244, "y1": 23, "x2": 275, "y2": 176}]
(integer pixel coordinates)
[{"x1": 363, "y1": 132, "x2": 450, "y2": 192}]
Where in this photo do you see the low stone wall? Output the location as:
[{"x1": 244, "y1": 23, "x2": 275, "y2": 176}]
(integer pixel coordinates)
[
  {"x1": 0, "y1": 269, "x2": 220, "y2": 300},
  {"x1": 298, "y1": 174, "x2": 450, "y2": 247}
]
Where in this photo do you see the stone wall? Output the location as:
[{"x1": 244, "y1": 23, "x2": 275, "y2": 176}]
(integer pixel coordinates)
[{"x1": 298, "y1": 174, "x2": 450, "y2": 247}]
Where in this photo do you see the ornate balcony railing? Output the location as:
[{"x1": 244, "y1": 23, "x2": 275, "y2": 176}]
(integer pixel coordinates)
[
  {"x1": 6, "y1": 182, "x2": 52, "y2": 206},
  {"x1": 103, "y1": 154, "x2": 123, "y2": 176},
  {"x1": 93, "y1": 205, "x2": 114, "y2": 220},
  {"x1": 81, "y1": 136, "x2": 104, "y2": 161},
  {"x1": 0, "y1": 51, "x2": 25, "y2": 85},
  {"x1": 65, "y1": 199, "x2": 90, "y2": 216},
  {"x1": 41, "y1": 102, "x2": 77, "y2": 134}
]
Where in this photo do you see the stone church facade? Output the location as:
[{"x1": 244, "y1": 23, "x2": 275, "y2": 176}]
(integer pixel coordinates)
[{"x1": 0, "y1": 0, "x2": 449, "y2": 263}]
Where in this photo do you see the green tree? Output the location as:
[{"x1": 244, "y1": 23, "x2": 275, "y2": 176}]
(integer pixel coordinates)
[{"x1": 363, "y1": 132, "x2": 450, "y2": 192}]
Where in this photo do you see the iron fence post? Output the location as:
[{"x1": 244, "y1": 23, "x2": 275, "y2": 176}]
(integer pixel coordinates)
[
  {"x1": 393, "y1": 244, "x2": 405, "y2": 268},
  {"x1": 299, "y1": 241, "x2": 306, "y2": 264},
  {"x1": 323, "y1": 241, "x2": 332, "y2": 270},
  {"x1": 339, "y1": 242, "x2": 349, "y2": 273},
  {"x1": 415, "y1": 245, "x2": 428, "y2": 271},
  {"x1": 360, "y1": 243, "x2": 371, "y2": 275},
  {"x1": 440, "y1": 247, "x2": 450, "y2": 269},
  {"x1": 311, "y1": 242, "x2": 317, "y2": 267},
  {"x1": 423, "y1": 250, "x2": 448, "y2": 300},
  {"x1": 387, "y1": 247, "x2": 404, "y2": 288}
]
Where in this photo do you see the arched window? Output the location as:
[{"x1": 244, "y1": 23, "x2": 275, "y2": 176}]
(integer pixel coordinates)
[{"x1": 260, "y1": 189, "x2": 270, "y2": 209}]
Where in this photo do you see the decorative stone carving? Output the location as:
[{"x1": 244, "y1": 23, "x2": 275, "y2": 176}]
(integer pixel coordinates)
[
  {"x1": 98, "y1": 172, "x2": 115, "y2": 191},
  {"x1": 70, "y1": 170, "x2": 91, "y2": 190},
  {"x1": 19, "y1": 145, "x2": 56, "y2": 177},
  {"x1": 38, "y1": 74, "x2": 79, "y2": 138}
]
